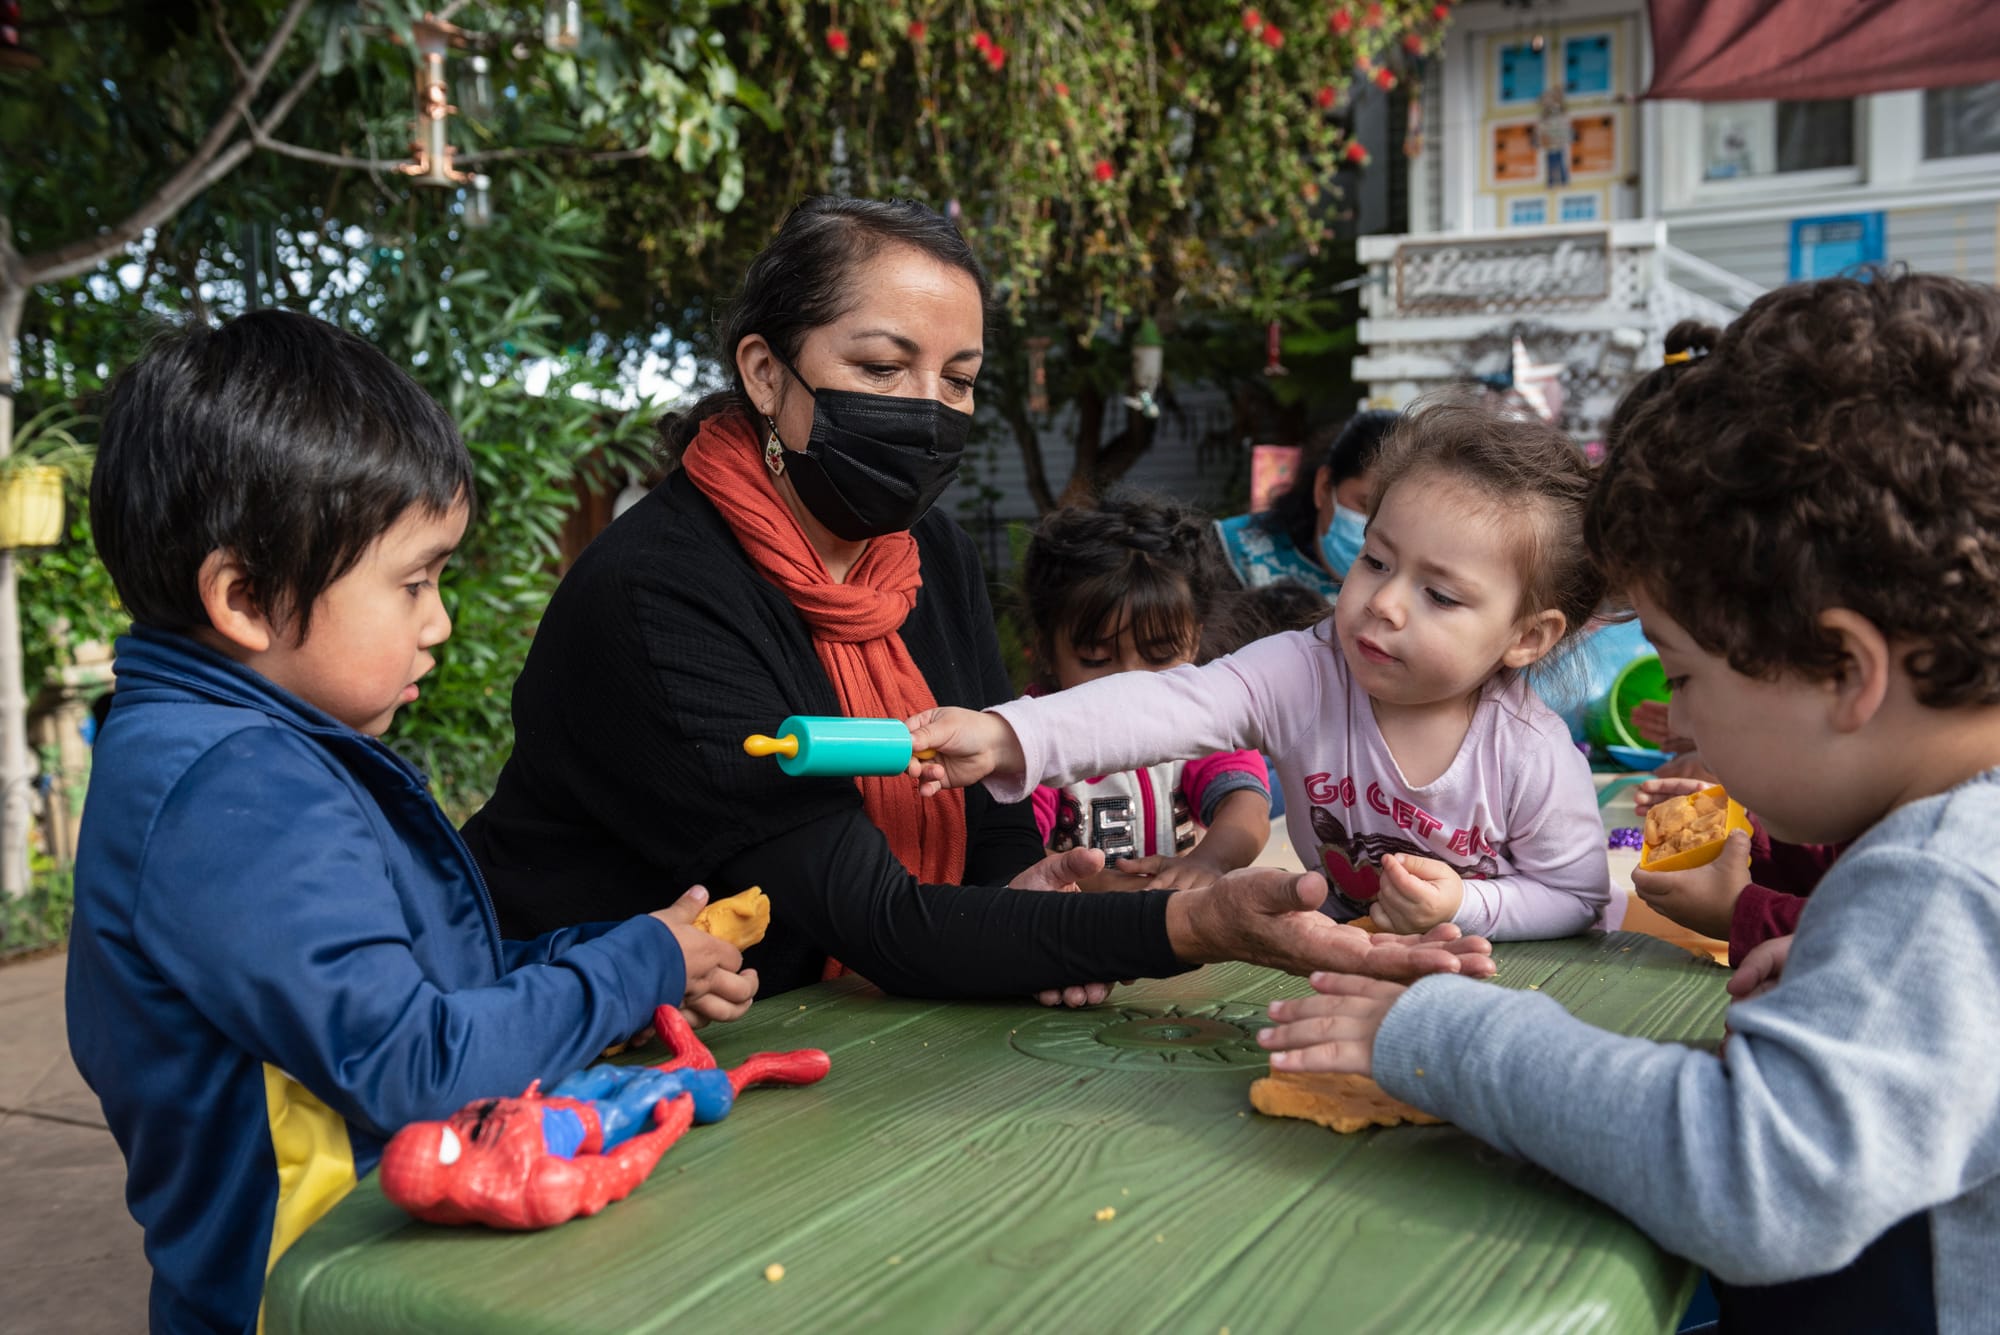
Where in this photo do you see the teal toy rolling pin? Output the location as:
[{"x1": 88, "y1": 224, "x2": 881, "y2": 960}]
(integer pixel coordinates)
[{"x1": 743, "y1": 715, "x2": 937, "y2": 777}]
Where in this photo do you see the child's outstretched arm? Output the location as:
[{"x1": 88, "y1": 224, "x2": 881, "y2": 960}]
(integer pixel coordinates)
[
  {"x1": 136, "y1": 729, "x2": 706, "y2": 1136},
  {"x1": 1265, "y1": 846, "x2": 2000, "y2": 1289},
  {"x1": 911, "y1": 630, "x2": 1315, "y2": 804}
]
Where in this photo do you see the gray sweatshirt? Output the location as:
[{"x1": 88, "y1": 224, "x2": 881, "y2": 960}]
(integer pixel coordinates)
[{"x1": 1375, "y1": 769, "x2": 2000, "y2": 1332}]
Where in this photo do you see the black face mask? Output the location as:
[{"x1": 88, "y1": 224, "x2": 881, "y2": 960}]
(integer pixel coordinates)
[{"x1": 768, "y1": 356, "x2": 971, "y2": 541}]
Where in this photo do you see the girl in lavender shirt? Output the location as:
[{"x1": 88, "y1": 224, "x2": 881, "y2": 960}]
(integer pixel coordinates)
[{"x1": 911, "y1": 399, "x2": 1614, "y2": 941}]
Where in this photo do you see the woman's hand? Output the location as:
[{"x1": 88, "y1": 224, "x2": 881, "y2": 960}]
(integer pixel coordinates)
[
  {"x1": 1630, "y1": 829, "x2": 1751, "y2": 939},
  {"x1": 905, "y1": 706, "x2": 1026, "y2": 797},
  {"x1": 1370, "y1": 853, "x2": 1464, "y2": 935},
  {"x1": 649, "y1": 886, "x2": 759, "y2": 1026},
  {"x1": 1632, "y1": 775, "x2": 1710, "y2": 820},
  {"x1": 1164, "y1": 867, "x2": 1496, "y2": 981},
  {"x1": 1258, "y1": 974, "x2": 1409, "y2": 1077}
]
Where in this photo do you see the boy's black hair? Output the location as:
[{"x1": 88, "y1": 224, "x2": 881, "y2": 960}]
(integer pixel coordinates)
[
  {"x1": 92, "y1": 310, "x2": 474, "y2": 641},
  {"x1": 1257, "y1": 409, "x2": 1399, "y2": 556},
  {"x1": 1587, "y1": 271, "x2": 2000, "y2": 707}
]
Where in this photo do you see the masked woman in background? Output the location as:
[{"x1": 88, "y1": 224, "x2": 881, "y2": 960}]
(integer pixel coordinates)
[
  {"x1": 1212, "y1": 410, "x2": 1397, "y2": 601},
  {"x1": 461, "y1": 198, "x2": 1492, "y2": 1003}
]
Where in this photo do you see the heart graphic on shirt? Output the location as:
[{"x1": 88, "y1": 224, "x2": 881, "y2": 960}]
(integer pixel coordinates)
[{"x1": 1309, "y1": 804, "x2": 1457, "y2": 909}]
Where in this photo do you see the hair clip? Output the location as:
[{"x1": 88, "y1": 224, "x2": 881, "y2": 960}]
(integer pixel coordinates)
[{"x1": 1662, "y1": 348, "x2": 1707, "y2": 366}]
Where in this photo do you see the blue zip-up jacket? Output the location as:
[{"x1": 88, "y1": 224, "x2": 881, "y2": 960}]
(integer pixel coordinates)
[{"x1": 66, "y1": 627, "x2": 688, "y2": 1334}]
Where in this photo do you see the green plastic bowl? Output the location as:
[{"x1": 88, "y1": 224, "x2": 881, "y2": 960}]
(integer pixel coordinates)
[{"x1": 1585, "y1": 654, "x2": 1669, "y2": 750}]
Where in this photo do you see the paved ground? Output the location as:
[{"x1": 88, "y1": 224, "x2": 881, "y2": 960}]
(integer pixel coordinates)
[
  {"x1": 0, "y1": 950, "x2": 150, "y2": 1334},
  {"x1": 0, "y1": 827, "x2": 1309, "y2": 1334}
]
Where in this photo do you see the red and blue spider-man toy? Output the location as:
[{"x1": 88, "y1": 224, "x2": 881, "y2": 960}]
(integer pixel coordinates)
[{"x1": 380, "y1": 1005, "x2": 829, "y2": 1230}]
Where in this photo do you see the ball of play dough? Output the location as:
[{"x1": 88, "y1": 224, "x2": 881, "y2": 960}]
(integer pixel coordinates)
[{"x1": 693, "y1": 886, "x2": 770, "y2": 950}]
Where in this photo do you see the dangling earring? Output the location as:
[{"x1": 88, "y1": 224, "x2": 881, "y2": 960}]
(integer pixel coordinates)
[{"x1": 763, "y1": 418, "x2": 786, "y2": 477}]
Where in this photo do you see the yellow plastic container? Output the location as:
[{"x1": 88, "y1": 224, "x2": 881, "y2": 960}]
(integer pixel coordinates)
[
  {"x1": 1638, "y1": 784, "x2": 1753, "y2": 873},
  {"x1": 0, "y1": 466, "x2": 65, "y2": 549}
]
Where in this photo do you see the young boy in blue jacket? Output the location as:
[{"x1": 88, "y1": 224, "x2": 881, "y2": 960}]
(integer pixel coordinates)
[
  {"x1": 1260, "y1": 272, "x2": 2000, "y2": 1332},
  {"x1": 66, "y1": 311, "x2": 758, "y2": 1335}
]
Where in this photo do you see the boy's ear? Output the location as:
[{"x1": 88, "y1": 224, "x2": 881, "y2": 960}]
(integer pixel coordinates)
[
  {"x1": 1818, "y1": 608, "x2": 1891, "y2": 734},
  {"x1": 196, "y1": 550, "x2": 277, "y2": 655},
  {"x1": 1501, "y1": 608, "x2": 1566, "y2": 671}
]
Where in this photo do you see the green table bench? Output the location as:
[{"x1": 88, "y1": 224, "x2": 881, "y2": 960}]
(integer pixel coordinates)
[{"x1": 266, "y1": 932, "x2": 1729, "y2": 1334}]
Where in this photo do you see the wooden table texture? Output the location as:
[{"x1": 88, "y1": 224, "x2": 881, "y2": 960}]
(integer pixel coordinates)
[{"x1": 267, "y1": 932, "x2": 1729, "y2": 1335}]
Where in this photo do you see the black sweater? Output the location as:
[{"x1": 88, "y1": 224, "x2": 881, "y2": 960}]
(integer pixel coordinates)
[{"x1": 461, "y1": 471, "x2": 1187, "y2": 998}]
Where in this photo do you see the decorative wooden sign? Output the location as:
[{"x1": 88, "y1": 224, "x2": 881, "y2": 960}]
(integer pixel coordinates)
[{"x1": 1394, "y1": 230, "x2": 1612, "y2": 312}]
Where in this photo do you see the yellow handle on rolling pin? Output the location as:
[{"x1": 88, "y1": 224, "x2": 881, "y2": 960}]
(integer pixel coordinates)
[{"x1": 742, "y1": 733, "x2": 800, "y2": 759}]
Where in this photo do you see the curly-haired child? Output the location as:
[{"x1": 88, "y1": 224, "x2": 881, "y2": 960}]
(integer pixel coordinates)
[
  {"x1": 910, "y1": 398, "x2": 1614, "y2": 941},
  {"x1": 1261, "y1": 271, "x2": 2000, "y2": 1332},
  {"x1": 1018, "y1": 494, "x2": 1272, "y2": 891}
]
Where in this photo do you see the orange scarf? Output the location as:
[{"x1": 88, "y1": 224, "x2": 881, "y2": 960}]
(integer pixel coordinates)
[{"x1": 682, "y1": 413, "x2": 969, "y2": 918}]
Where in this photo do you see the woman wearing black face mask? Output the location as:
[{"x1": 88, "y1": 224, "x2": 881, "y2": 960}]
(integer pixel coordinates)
[{"x1": 461, "y1": 196, "x2": 1493, "y2": 1003}]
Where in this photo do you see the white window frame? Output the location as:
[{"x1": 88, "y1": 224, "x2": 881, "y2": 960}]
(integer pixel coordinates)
[{"x1": 1658, "y1": 88, "x2": 2000, "y2": 225}]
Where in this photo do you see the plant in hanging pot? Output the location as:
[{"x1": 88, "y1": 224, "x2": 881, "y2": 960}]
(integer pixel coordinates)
[{"x1": 1, "y1": 405, "x2": 93, "y2": 552}]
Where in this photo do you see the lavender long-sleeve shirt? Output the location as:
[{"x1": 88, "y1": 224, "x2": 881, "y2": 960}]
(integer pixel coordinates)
[{"x1": 986, "y1": 626, "x2": 1610, "y2": 940}]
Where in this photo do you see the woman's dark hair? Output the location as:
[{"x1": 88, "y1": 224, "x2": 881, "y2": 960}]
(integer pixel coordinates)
[
  {"x1": 659, "y1": 196, "x2": 991, "y2": 459},
  {"x1": 1371, "y1": 394, "x2": 1606, "y2": 660},
  {"x1": 1588, "y1": 271, "x2": 2000, "y2": 707},
  {"x1": 1257, "y1": 409, "x2": 1400, "y2": 556},
  {"x1": 1602, "y1": 320, "x2": 1719, "y2": 450},
  {"x1": 1020, "y1": 493, "x2": 1227, "y2": 686},
  {"x1": 92, "y1": 310, "x2": 473, "y2": 641}
]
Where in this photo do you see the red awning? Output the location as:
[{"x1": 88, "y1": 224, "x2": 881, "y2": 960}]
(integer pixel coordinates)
[{"x1": 1645, "y1": 0, "x2": 2000, "y2": 102}]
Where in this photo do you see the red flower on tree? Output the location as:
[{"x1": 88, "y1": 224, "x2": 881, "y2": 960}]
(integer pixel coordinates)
[
  {"x1": 1373, "y1": 65, "x2": 1396, "y2": 90},
  {"x1": 1094, "y1": 159, "x2": 1115, "y2": 182},
  {"x1": 1056, "y1": 82, "x2": 1071, "y2": 98},
  {"x1": 1330, "y1": 9, "x2": 1353, "y2": 35},
  {"x1": 1345, "y1": 141, "x2": 1369, "y2": 164},
  {"x1": 973, "y1": 28, "x2": 1007, "y2": 70},
  {"x1": 1433, "y1": 3, "x2": 1451, "y2": 18},
  {"x1": 1261, "y1": 23, "x2": 1285, "y2": 49},
  {"x1": 1404, "y1": 33, "x2": 1426, "y2": 53},
  {"x1": 1316, "y1": 84, "x2": 1337, "y2": 109},
  {"x1": 1365, "y1": 2, "x2": 1385, "y2": 28},
  {"x1": 1242, "y1": 7, "x2": 1264, "y2": 32},
  {"x1": 908, "y1": 20, "x2": 927, "y2": 42},
  {"x1": 825, "y1": 27, "x2": 849, "y2": 56}
]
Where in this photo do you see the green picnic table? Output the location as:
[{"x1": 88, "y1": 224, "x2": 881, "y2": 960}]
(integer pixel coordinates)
[{"x1": 266, "y1": 932, "x2": 1729, "y2": 1334}]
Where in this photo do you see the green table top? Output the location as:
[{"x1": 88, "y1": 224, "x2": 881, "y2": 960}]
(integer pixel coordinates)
[{"x1": 266, "y1": 932, "x2": 1729, "y2": 1335}]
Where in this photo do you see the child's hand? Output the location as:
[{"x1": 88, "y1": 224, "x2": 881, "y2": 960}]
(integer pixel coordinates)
[
  {"x1": 1370, "y1": 853, "x2": 1465, "y2": 935},
  {"x1": 1629, "y1": 829, "x2": 1751, "y2": 940},
  {"x1": 1727, "y1": 933, "x2": 1792, "y2": 1003},
  {"x1": 1257, "y1": 973, "x2": 1409, "y2": 1077},
  {"x1": 649, "y1": 886, "x2": 759, "y2": 1026},
  {"x1": 1632, "y1": 775, "x2": 1711, "y2": 819},
  {"x1": 1105, "y1": 853, "x2": 1222, "y2": 891},
  {"x1": 1008, "y1": 846, "x2": 1133, "y2": 1006},
  {"x1": 905, "y1": 706, "x2": 1026, "y2": 797},
  {"x1": 1629, "y1": 699, "x2": 1697, "y2": 753}
]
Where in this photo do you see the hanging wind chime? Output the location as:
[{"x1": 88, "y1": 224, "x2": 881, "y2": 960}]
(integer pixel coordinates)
[
  {"x1": 1262, "y1": 319, "x2": 1289, "y2": 377},
  {"x1": 1025, "y1": 335, "x2": 1051, "y2": 416},
  {"x1": 402, "y1": 15, "x2": 469, "y2": 188},
  {"x1": 1124, "y1": 319, "x2": 1164, "y2": 420}
]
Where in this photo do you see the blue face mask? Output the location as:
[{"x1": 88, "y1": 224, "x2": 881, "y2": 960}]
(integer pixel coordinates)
[{"x1": 1318, "y1": 504, "x2": 1368, "y2": 578}]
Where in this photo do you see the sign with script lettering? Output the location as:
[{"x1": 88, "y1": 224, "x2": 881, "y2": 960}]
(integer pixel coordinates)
[{"x1": 1394, "y1": 232, "x2": 1611, "y2": 312}]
